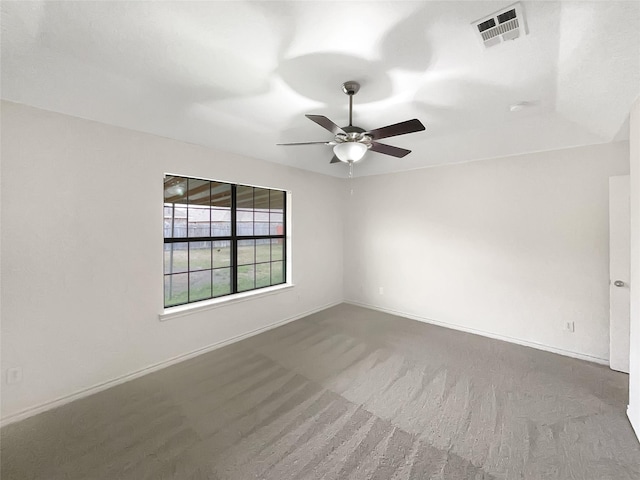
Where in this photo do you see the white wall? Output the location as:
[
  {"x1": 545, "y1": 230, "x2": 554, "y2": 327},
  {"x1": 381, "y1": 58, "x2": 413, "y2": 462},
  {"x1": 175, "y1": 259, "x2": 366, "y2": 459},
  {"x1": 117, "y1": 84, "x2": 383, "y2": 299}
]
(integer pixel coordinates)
[
  {"x1": 344, "y1": 142, "x2": 629, "y2": 363},
  {"x1": 629, "y1": 97, "x2": 640, "y2": 438},
  {"x1": 0, "y1": 101, "x2": 344, "y2": 422}
]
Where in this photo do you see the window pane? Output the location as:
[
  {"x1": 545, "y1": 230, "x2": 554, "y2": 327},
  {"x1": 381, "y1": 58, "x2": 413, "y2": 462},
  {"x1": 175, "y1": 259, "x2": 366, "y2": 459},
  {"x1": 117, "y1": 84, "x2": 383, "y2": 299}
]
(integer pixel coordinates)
[
  {"x1": 256, "y1": 239, "x2": 270, "y2": 263},
  {"x1": 187, "y1": 178, "x2": 210, "y2": 205},
  {"x1": 256, "y1": 263, "x2": 271, "y2": 288},
  {"x1": 213, "y1": 268, "x2": 231, "y2": 296},
  {"x1": 236, "y1": 210, "x2": 253, "y2": 222},
  {"x1": 165, "y1": 273, "x2": 188, "y2": 307},
  {"x1": 188, "y1": 207, "x2": 210, "y2": 237},
  {"x1": 211, "y1": 208, "x2": 231, "y2": 236},
  {"x1": 255, "y1": 211, "x2": 269, "y2": 222},
  {"x1": 164, "y1": 206, "x2": 188, "y2": 238},
  {"x1": 238, "y1": 239, "x2": 255, "y2": 265},
  {"x1": 238, "y1": 265, "x2": 255, "y2": 292},
  {"x1": 270, "y1": 212, "x2": 283, "y2": 235},
  {"x1": 163, "y1": 206, "x2": 173, "y2": 238},
  {"x1": 271, "y1": 261, "x2": 284, "y2": 284},
  {"x1": 270, "y1": 189, "x2": 284, "y2": 210},
  {"x1": 213, "y1": 240, "x2": 231, "y2": 268},
  {"x1": 254, "y1": 210, "x2": 269, "y2": 235},
  {"x1": 211, "y1": 183, "x2": 231, "y2": 207},
  {"x1": 237, "y1": 210, "x2": 253, "y2": 236},
  {"x1": 269, "y1": 212, "x2": 283, "y2": 223},
  {"x1": 271, "y1": 239, "x2": 283, "y2": 261},
  {"x1": 189, "y1": 270, "x2": 212, "y2": 302},
  {"x1": 237, "y1": 186, "x2": 253, "y2": 209},
  {"x1": 164, "y1": 242, "x2": 188, "y2": 274},
  {"x1": 172, "y1": 218, "x2": 186, "y2": 237},
  {"x1": 255, "y1": 223, "x2": 269, "y2": 235},
  {"x1": 164, "y1": 176, "x2": 187, "y2": 204},
  {"x1": 254, "y1": 188, "x2": 270, "y2": 210},
  {"x1": 270, "y1": 223, "x2": 284, "y2": 235},
  {"x1": 189, "y1": 242, "x2": 211, "y2": 271}
]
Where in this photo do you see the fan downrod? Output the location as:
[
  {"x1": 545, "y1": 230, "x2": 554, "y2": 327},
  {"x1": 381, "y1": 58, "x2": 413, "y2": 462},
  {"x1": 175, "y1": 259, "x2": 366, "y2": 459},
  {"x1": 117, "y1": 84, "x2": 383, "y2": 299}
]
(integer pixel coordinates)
[{"x1": 342, "y1": 81, "x2": 360, "y2": 126}]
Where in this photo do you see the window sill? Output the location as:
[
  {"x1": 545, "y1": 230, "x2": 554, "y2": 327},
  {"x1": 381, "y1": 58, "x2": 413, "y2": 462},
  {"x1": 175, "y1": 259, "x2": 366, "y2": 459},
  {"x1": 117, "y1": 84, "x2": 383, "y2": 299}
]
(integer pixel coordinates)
[{"x1": 159, "y1": 283, "x2": 295, "y2": 322}]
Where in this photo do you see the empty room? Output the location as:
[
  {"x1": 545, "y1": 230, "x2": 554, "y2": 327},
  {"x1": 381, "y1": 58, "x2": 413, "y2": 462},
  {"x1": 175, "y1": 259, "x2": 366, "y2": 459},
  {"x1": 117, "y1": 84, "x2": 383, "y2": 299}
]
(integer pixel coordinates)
[{"x1": 1, "y1": 1, "x2": 640, "y2": 479}]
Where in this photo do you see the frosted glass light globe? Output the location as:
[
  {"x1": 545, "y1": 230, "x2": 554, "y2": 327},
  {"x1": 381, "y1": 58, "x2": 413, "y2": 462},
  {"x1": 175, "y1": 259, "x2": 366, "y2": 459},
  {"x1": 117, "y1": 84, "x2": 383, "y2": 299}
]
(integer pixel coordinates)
[{"x1": 333, "y1": 142, "x2": 367, "y2": 162}]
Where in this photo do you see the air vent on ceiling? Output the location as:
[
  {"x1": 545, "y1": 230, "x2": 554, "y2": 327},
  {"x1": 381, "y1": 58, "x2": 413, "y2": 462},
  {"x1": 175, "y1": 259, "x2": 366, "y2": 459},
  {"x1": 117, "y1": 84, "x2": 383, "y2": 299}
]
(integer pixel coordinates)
[{"x1": 472, "y1": 2, "x2": 528, "y2": 48}]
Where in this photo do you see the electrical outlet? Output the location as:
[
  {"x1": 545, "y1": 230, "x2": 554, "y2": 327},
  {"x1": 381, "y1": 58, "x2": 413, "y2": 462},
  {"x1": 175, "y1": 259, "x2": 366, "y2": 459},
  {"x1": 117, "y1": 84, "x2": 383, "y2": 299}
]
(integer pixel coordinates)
[
  {"x1": 564, "y1": 321, "x2": 575, "y2": 333},
  {"x1": 379, "y1": 287, "x2": 384, "y2": 295},
  {"x1": 6, "y1": 367, "x2": 23, "y2": 385}
]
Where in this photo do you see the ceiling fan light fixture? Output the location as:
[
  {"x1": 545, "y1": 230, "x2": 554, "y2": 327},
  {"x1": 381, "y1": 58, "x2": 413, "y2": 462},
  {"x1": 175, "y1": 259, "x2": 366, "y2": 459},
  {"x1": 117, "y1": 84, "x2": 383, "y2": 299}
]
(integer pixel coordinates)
[
  {"x1": 333, "y1": 142, "x2": 367, "y2": 163},
  {"x1": 278, "y1": 81, "x2": 425, "y2": 166}
]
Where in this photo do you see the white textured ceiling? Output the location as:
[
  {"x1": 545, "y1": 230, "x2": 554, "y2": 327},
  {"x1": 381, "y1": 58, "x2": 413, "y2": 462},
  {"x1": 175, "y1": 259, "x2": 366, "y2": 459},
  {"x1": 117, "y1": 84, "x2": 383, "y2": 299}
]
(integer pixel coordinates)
[{"x1": 2, "y1": 1, "x2": 639, "y2": 178}]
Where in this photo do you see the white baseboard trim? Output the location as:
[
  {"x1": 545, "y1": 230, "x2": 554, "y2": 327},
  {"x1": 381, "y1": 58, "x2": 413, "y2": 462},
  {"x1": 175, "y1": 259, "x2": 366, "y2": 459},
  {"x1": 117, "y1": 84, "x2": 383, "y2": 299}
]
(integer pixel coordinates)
[
  {"x1": 1, "y1": 301, "x2": 340, "y2": 428},
  {"x1": 345, "y1": 300, "x2": 610, "y2": 366}
]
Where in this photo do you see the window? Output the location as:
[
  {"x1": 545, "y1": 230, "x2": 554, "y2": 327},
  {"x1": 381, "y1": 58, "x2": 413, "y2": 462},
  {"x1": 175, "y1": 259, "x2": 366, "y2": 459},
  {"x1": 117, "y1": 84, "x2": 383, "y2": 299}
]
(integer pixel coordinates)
[{"x1": 163, "y1": 175, "x2": 286, "y2": 308}]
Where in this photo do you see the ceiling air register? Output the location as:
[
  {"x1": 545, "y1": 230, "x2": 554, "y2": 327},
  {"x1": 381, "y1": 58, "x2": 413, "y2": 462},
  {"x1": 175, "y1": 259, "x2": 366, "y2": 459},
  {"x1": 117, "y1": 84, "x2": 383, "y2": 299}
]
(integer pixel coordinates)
[{"x1": 472, "y1": 2, "x2": 528, "y2": 48}]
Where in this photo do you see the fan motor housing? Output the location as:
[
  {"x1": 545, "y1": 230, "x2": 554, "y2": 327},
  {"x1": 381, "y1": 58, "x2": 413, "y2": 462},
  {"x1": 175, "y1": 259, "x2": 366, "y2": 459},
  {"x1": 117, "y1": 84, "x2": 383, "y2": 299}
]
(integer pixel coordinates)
[{"x1": 336, "y1": 125, "x2": 372, "y2": 147}]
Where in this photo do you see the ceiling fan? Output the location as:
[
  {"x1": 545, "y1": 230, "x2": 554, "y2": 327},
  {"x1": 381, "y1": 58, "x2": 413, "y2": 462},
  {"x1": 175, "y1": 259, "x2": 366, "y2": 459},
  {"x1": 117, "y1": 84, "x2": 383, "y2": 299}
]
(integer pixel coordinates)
[{"x1": 278, "y1": 81, "x2": 426, "y2": 165}]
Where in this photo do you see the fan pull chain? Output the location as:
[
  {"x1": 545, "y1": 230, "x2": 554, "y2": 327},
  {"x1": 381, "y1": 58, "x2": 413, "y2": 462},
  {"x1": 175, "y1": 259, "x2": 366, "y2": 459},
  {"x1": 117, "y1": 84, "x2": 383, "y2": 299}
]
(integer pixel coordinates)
[{"x1": 348, "y1": 161, "x2": 355, "y2": 195}]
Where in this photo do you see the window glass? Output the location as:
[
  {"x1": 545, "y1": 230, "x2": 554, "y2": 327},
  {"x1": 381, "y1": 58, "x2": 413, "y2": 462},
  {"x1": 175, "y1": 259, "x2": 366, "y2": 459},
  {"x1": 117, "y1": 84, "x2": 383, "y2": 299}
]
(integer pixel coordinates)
[
  {"x1": 238, "y1": 264, "x2": 255, "y2": 292},
  {"x1": 187, "y1": 178, "x2": 210, "y2": 205},
  {"x1": 189, "y1": 270, "x2": 212, "y2": 302},
  {"x1": 270, "y1": 189, "x2": 284, "y2": 210},
  {"x1": 237, "y1": 186, "x2": 253, "y2": 209},
  {"x1": 164, "y1": 273, "x2": 188, "y2": 306},
  {"x1": 256, "y1": 263, "x2": 271, "y2": 288},
  {"x1": 164, "y1": 176, "x2": 187, "y2": 204},
  {"x1": 271, "y1": 261, "x2": 284, "y2": 284},
  {"x1": 238, "y1": 239, "x2": 255, "y2": 266},
  {"x1": 188, "y1": 207, "x2": 210, "y2": 237},
  {"x1": 164, "y1": 205, "x2": 187, "y2": 238},
  {"x1": 237, "y1": 209, "x2": 254, "y2": 236},
  {"x1": 164, "y1": 242, "x2": 188, "y2": 274},
  {"x1": 254, "y1": 188, "x2": 270, "y2": 209},
  {"x1": 211, "y1": 208, "x2": 231, "y2": 237},
  {"x1": 214, "y1": 268, "x2": 232, "y2": 296},
  {"x1": 271, "y1": 239, "x2": 284, "y2": 262},
  {"x1": 164, "y1": 176, "x2": 286, "y2": 307},
  {"x1": 189, "y1": 242, "x2": 212, "y2": 271},
  {"x1": 211, "y1": 183, "x2": 231, "y2": 207},
  {"x1": 256, "y1": 239, "x2": 271, "y2": 263},
  {"x1": 213, "y1": 240, "x2": 231, "y2": 268}
]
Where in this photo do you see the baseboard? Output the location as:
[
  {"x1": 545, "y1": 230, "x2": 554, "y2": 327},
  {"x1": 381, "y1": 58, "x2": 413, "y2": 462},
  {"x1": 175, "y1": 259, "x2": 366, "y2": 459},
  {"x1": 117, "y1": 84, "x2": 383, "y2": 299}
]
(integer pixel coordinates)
[
  {"x1": 1, "y1": 301, "x2": 340, "y2": 428},
  {"x1": 345, "y1": 300, "x2": 609, "y2": 366}
]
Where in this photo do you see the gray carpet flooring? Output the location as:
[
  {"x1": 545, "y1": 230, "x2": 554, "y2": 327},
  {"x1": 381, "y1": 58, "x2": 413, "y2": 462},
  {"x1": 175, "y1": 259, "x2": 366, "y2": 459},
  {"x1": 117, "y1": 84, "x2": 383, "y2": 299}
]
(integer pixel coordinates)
[{"x1": 2, "y1": 303, "x2": 639, "y2": 479}]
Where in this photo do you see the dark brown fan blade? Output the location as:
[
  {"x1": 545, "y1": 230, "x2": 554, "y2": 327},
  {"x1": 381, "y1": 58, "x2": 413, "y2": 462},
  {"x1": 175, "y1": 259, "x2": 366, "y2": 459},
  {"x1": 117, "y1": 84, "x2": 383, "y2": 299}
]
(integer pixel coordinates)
[
  {"x1": 306, "y1": 115, "x2": 346, "y2": 136},
  {"x1": 370, "y1": 142, "x2": 411, "y2": 158},
  {"x1": 277, "y1": 141, "x2": 333, "y2": 146},
  {"x1": 330, "y1": 155, "x2": 341, "y2": 164},
  {"x1": 366, "y1": 119, "x2": 425, "y2": 140}
]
